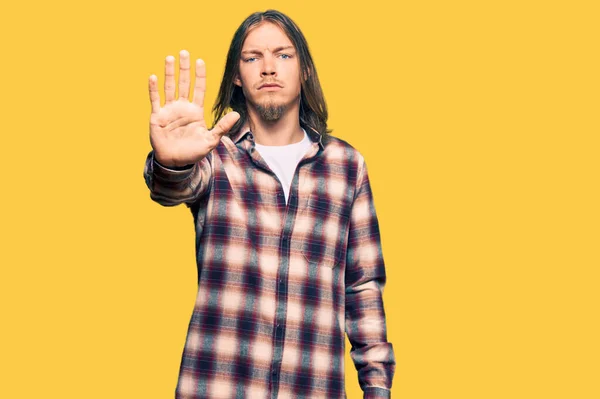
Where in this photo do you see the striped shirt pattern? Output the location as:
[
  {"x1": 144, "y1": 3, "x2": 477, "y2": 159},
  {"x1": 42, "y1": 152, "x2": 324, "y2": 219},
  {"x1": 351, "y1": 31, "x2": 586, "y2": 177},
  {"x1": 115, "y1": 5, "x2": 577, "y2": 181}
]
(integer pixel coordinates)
[{"x1": 143, "y1": 127, "x2": 396, "y2": 398}]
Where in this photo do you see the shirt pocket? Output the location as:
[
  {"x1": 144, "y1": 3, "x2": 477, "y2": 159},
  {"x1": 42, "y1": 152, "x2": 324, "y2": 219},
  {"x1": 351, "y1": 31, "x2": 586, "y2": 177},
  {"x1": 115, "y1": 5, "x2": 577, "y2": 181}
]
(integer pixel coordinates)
[{"x1": 302, "y1": 196, "x2": 350, "y2": 269}]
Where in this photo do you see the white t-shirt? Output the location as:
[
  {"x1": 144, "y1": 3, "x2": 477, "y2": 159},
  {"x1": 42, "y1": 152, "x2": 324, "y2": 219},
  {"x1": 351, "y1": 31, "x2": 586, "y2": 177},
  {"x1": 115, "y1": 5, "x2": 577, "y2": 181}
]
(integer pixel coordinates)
[{"x1": 254, "y1": 129, "x2": 312, "y2": 204}]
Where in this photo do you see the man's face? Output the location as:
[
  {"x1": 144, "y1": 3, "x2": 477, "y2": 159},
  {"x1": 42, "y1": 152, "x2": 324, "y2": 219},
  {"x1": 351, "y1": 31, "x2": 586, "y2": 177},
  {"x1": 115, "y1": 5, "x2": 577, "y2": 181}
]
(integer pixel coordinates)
[{"x1": 234, "y1": 22, "x2": 302, "y2": 122}]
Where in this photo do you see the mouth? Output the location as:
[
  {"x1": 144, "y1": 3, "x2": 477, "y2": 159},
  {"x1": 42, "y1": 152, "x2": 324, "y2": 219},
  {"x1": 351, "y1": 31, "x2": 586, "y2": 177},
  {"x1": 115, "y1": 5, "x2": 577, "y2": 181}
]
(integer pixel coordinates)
[{"x1": 259, "y1": 83, "x2": 283, "y2": 90}]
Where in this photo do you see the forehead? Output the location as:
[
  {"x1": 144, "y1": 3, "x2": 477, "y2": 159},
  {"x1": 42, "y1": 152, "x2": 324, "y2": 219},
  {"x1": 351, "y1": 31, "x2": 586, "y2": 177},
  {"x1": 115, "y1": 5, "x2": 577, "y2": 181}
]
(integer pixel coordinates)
[{"x1": 242, "y1": 21, "x2": 294, "y2": 50}]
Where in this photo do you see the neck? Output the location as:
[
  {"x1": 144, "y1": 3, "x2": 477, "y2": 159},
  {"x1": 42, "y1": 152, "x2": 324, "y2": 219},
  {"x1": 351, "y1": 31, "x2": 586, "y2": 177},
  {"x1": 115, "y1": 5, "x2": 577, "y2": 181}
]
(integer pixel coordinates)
[{"x1": 245, "y1": 100, "x2": 304, "y2": 146}]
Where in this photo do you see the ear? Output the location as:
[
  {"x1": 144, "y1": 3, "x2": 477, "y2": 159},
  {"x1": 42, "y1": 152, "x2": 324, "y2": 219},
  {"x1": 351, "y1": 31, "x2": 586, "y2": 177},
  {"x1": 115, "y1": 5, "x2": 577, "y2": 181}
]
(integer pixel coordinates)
[
  {"x1": 303, "y1": 67, "x2": 311, "y2": 82},
  {"x1": 234, "y1": 74, "x2": 242, "y2": 87}
]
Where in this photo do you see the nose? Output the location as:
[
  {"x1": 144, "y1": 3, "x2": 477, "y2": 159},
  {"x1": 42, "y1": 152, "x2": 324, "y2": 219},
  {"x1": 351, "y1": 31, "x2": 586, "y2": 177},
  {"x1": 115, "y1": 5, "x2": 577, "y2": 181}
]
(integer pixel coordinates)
[{"x1": 261, "y1": 54, "x2": 276, "y2": 77}]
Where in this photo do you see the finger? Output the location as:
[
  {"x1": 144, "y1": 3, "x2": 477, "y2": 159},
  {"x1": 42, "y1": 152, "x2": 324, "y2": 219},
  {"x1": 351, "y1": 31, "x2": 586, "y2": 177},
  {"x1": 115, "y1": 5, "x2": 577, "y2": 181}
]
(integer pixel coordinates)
[
  {"x1": 178, "y1": 50, "x2": 190, "y2": 100},
  {"x1": 148, "y1": 75, "x2": 160, "y2": 113},
  {"x1": 210, "y1": 111, "x2": 241, "y2": 138},
  {"x1": 192, "y1": 59, "x2": 206, "y2": 108},
  {"x1": 164, "y1": 55, "x2": 176, "y2": 104}
]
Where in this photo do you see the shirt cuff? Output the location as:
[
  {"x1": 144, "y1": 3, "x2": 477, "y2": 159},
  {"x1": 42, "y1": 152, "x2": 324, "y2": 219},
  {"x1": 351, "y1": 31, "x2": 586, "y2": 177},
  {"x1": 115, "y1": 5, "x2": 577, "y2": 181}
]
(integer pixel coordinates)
[
  {"x1": 154, "y1": 157, "x2": 195, "y2": 171},
  {"x1": 151, "y1": 154, "x2": 196, "y2": 183},
  {"x1": 364, "y1": 386, "x2": 391, "y2": 399}
]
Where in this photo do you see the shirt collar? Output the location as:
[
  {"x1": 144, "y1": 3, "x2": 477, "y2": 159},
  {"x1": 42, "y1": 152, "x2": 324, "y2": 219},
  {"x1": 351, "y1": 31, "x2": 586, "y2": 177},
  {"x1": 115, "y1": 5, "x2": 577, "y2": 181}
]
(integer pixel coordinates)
[{"x1": 231, "y1": 124, "x2": 324, "y2": 150}]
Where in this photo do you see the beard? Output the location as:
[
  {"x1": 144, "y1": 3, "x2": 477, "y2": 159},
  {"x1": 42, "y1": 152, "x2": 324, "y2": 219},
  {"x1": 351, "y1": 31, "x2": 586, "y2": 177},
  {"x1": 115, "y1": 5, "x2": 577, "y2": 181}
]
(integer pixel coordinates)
[{"x1": 255, "y1": 100, "x2": 286, "y2": 121}]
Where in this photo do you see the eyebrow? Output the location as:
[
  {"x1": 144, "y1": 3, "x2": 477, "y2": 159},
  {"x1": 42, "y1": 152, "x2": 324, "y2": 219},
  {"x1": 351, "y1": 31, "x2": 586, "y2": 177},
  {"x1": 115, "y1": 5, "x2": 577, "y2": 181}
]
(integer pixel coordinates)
[{"x1": 241, "y1": 45, "x2": 295, "y2": 55}]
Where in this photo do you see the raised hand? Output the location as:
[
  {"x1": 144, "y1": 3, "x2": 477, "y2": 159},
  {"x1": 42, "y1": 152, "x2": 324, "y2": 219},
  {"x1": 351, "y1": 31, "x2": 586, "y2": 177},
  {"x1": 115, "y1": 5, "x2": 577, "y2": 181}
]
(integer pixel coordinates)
[{"x1": 148, "y1": 50, "x2": 240, "y2": 168}]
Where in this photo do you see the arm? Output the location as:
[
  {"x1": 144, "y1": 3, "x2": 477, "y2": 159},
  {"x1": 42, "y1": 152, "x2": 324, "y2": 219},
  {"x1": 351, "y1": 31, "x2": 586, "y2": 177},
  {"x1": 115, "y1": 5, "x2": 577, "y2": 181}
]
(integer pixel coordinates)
[
  {"x1": 345, "y1": 156, "x2": 396, "y2": 399},
  {"x1": 143, "y1": 150, "x2": 213, "y2": 207},
  {"x1": 143, "y1": 50, "x2": 238, "y2": 207}
]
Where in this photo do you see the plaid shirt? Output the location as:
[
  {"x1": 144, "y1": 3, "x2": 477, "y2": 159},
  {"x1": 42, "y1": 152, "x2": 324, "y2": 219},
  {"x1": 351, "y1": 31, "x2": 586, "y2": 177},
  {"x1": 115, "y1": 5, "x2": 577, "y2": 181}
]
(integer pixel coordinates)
[{"x1": 143, "y1": 127, "x2": 396, "y2": 399}]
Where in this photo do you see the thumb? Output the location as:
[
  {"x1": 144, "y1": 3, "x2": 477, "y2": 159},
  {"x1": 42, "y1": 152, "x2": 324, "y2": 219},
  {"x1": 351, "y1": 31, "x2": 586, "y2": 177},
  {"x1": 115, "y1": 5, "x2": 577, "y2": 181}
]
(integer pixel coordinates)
[{"x1": 210, "y1": 111, "x2": 241, "y2": 138}]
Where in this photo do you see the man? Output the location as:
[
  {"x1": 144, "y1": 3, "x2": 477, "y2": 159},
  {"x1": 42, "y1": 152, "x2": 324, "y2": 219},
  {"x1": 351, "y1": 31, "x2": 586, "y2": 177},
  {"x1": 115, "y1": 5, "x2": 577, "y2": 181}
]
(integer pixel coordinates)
[{"x1": 143, "y1": 9, "x2": 395, "y2": 399}]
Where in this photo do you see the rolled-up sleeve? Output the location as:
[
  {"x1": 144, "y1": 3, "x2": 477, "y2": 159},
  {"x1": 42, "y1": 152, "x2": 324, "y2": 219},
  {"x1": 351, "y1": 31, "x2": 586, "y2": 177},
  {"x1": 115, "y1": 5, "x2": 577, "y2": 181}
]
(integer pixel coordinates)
[
  {"x1": 345, "y1": 156, "x2": 396, "y2": 399},
  {"x1": 143, "y1": 150, "x2": 213, "y2": 207}
]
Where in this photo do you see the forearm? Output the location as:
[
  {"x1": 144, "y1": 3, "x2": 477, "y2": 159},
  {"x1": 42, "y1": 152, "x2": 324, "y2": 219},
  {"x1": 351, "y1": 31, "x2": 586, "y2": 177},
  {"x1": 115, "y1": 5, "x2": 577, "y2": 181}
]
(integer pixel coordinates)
[
  {"x1": 143, "y1": 150, "x2": 213, "y2": 207},
  {"x1": 346, "y1": 275, "x2": 396, "y2": 398}
]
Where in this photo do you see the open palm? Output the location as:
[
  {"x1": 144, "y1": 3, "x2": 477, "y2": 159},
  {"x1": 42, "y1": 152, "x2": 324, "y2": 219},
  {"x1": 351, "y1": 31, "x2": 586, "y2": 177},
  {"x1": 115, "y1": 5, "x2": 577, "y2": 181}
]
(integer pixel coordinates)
[{"x1": 148, "y1": 50, "x2": 239, "y2": 168}]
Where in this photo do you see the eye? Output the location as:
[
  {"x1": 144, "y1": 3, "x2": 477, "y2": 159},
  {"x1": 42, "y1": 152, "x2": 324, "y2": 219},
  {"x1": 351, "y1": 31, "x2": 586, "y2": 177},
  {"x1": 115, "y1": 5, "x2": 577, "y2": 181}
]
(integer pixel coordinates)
[
  {"x1": 279, "y1": 54, "x2": 292, "y2": 59},
  {"x1": 244, "y1": 57, "x2": 257, "y2": 62}
]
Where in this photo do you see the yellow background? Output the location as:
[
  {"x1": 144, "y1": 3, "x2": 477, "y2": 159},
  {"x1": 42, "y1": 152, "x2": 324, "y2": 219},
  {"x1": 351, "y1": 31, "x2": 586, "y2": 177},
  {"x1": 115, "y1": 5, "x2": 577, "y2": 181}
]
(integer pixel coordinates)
[{"x1": 1, "y1": 0, "x2": 599, "y2": 398}]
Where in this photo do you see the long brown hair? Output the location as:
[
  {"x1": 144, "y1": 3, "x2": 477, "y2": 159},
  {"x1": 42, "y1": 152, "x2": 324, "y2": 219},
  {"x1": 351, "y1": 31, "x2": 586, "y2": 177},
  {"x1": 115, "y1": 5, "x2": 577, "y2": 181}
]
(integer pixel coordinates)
[{"x1": 212, "y1": 9, "x2": 332, "y2": 141}]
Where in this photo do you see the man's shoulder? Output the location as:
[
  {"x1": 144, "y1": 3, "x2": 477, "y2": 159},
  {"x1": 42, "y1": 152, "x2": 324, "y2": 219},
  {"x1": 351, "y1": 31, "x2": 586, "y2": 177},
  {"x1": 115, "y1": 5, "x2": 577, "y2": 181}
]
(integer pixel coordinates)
[{"x1": 323, "y1": 134, "x2": 365, "y2": 164}]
